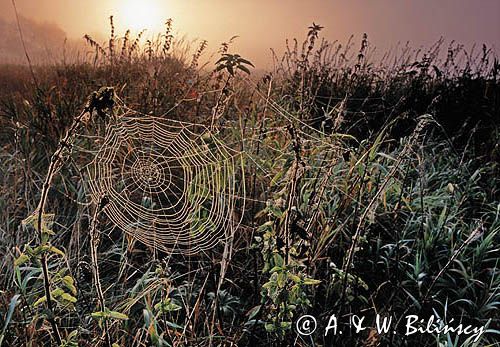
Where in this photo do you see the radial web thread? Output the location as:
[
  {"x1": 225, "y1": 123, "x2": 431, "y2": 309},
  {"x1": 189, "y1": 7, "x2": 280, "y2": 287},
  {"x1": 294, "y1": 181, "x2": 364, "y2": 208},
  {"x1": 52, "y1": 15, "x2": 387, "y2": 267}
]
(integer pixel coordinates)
[{"x1": 82, "y1": 111, "x2": 244, "y2": 255}]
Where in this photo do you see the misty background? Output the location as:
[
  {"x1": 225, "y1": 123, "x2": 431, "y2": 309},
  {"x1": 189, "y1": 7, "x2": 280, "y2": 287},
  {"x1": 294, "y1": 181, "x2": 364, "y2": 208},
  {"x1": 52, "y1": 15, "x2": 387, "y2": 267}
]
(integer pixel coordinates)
[{"x1": 0, "y1": 0, "x2": 499, "y2": 68}]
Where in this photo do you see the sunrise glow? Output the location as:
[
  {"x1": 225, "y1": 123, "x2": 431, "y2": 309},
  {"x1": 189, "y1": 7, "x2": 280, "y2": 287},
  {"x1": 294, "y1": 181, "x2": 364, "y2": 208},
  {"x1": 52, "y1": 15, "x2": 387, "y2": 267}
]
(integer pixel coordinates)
[{"x1": 120, "y1": 0, "x2": 164, "y2": 32}]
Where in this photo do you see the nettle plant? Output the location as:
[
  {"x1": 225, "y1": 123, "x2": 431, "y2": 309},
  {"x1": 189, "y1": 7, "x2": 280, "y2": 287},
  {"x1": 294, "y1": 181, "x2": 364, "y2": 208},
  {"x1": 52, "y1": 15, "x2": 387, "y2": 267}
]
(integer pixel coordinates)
[
  {"x1": 12, "y1": 88, "x2": 121, "y2": 346},
  {"x1": 14, "y1": 213, "x2": 78, "y2": 346},
  {"x1": 255, "y1": 126, "x2": 321, "y2": 336},
  {"x1": 257, "y1": 219, "x2": 320, "y2": 335}
]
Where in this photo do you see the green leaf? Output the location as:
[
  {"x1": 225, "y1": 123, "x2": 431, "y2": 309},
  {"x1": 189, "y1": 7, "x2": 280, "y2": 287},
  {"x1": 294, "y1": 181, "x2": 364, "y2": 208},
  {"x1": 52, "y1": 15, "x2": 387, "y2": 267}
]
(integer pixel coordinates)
[
  {"x1": 92, "y1": 309, "x2": 128, "y2": 321},
  {"x1": 108, "y1": 311, "x2": 129, "y2": 320},
  {"x1": 48, "y1": 246, "x2": 65, "y2": 257},
  {"x1": 165, "y1": 320, "x2": 184, "y2": 330},
  {"x1": 62, "y1": 276, "x2": 77, "y2": 295},
  {"x1": 0, "y1": 294, "x2": 20, "y2": 346},
  {"x1": 51, "y1": 288, "x2": 65, "y2": 298},
  {"x1": 246, "y1": 305, "x2": 261, "y2": 320},
  {"x1": 154, "y1": 298, "x2": 182, "y2": 313},
  {"x1": 264, "y1": 323, "x2": 276, "y2": 332},
  {"x1": 269, "y1": 266, "x2": 283, "y2": 274},
  {"x1": 33, "y1": 295, "x2": 47, "y2": 307},
  {"x1": 33, "y1": 245, "x2": 50, "y2": 256},
  {"x1": 42, "y1": 227, "x2": 55, "y2": 236},
  {"x1": 369, "y1": 131, "x2": 385, "y2": 160},
  {"x1": 267, "y1": 205, "x2": 283, "y2": 218},
  {"x1": 41, "y1": 232, "x2": 50, "y2": 245},
  {"x1": 273, "y1": 253, "x2": 284, "y2": 267},
  {"x1": 90, "y1": 311, "x2": 109, "y2": 319},
  {"x1": 270, "y1": 171, "x2": 283, "y2": 187},
  {"x1": 60, "y1": 293, "x2": 77, "y2": 304},
  {"x1": 65, "y1": 329, "x2": 78, "y2": 343},
  {"x1": 91, "y1": 311, "x2": 108, "y2": 319},
  {"x1": 302, "y1": 278, "x2": 321, "y2": 285},
  {"x1": 14, "y1": 254, "x2": 30, "y2": 267},
  {"x1": 258, "y1": 220, "x2": 274, "y2": 232},
  {"x1": 280, "y1": 321, "x2": 292, "y2": 330},
  {"x1": 277, "y1": 272, "x2": 286, "y2": 287}
]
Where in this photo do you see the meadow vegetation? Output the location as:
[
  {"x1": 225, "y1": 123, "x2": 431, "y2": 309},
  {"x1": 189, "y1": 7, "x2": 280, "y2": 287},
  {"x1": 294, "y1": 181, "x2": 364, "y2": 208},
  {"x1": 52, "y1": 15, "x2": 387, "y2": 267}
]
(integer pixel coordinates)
[{"x1": 0, "y1": 19, "x2": 499, "y2": 346}]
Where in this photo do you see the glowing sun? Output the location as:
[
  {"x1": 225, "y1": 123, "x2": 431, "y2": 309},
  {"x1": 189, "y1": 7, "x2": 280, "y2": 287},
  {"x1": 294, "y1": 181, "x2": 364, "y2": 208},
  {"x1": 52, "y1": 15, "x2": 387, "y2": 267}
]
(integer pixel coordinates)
[{"x1": 120, "y1": 0, "x2": 164, "y2": 32}]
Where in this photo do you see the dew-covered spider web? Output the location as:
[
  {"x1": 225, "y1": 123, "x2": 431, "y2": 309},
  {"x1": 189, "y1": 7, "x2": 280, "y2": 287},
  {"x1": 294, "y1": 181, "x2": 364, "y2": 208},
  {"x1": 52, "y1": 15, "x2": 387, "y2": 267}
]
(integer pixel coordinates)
[
  {"x1": 74, "y1": 106, "x2": 245, "y2": 255},
  {"x1": 70, "y1": 77, "x2": 403, "y2": 256}
]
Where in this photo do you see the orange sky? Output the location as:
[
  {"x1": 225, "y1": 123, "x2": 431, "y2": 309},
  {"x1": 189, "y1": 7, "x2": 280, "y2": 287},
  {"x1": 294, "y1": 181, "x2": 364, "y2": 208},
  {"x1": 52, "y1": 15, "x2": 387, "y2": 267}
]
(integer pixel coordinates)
[{"x1": 1, "y1": 0, "x2": 499, "y2": 67}]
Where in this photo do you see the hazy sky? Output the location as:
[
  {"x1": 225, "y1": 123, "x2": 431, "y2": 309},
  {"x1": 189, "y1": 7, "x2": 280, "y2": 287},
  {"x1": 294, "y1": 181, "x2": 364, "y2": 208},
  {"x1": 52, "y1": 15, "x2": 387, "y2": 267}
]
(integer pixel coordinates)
[{"x1": 1, "y1": 0, "x2": 499, "y2": 67}]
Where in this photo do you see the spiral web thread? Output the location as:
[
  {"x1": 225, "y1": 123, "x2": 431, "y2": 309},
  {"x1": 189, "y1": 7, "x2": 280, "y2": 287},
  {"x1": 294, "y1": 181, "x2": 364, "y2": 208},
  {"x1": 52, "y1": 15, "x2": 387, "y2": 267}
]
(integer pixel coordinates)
[
  {"x1": 73, "y1": 78, "x2": 404, "y2": 255},
  {"x1": 80, "y1": 109, "x2": 244, "y2": 255}
]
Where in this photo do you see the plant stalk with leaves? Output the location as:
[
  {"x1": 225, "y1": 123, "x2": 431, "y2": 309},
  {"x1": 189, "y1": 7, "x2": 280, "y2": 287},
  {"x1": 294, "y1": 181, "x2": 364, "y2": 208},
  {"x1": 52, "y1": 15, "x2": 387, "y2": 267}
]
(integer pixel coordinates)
[{"x1": 31, "y1": 87, "x2": 115, "y2": 344}]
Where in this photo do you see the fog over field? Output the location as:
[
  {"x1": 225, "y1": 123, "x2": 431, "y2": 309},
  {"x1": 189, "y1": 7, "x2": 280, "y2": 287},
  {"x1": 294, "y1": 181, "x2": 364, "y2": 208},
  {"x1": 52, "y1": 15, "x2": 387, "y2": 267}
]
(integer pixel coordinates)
[{"x1": 0, "y1": 0, "x2": 499, "y2": 67}]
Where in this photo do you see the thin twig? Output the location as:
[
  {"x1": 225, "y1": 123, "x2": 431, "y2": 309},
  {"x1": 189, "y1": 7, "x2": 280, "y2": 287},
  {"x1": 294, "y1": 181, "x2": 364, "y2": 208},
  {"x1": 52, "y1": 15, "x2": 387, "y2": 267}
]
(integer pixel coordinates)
[
  {"x1": 34, "y1": 88, "x2": 114, "y2": 344},
  {"x1": 11, "y1": 0, "x2": 39, "y2": 90},
  {"x1": 35, "y1": 106, "x2": 91, "y2": 345},
  {"x1": 90, "y1": 195, "x2": 112, "y2": 347}
]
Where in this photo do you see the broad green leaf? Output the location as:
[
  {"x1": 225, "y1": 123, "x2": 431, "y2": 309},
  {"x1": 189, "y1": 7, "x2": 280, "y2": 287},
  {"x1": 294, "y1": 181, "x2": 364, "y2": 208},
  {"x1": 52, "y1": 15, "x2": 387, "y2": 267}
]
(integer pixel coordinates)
[
  {"x1": 269, "y1": 266, "x2": 283, "y2": 274},
  {"x1": 273, "y1": 253, "x2": 284, "y2": 268},
  {"x1": 303, "y1": 278, "x2": 321, "y2": 285},
  {"x1": 33, "y1": 295, "x2": 47, "y2": 307},
  {"x1": 91, "y1": 311, "x2": 108, "y2": 319},
  {"x1": 33, "y1": 245, "x2": 51, "y2": 256},
  {"x1": 48, "y1": 246, "x2": 65, "y2": 257},
  {"x1": 62, "y1": 276, "x2": 77, "y2": 295},
  {"x1": 51, "y1": 288, "x2": 65, "y2": 298},
  {"x1": 14, "y1": 254, "x2": 29, "y2": 267},
  {"x1": 108, "y1": 311, "x2": 128, "y2": 320},
  {"x1": 60, "y1": 293, "x2": 77, "y2": 303}
]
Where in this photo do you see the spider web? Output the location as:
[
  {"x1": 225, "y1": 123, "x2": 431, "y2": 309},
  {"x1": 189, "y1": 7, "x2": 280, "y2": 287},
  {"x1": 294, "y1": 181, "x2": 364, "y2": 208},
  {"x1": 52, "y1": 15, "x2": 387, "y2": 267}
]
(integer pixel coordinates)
[
  {"x1": 70, "y1": 78, "x2": 400, "y2": 256},
  {"x1": 76, "y1": 108, "x2": 244, "y2": 255}
]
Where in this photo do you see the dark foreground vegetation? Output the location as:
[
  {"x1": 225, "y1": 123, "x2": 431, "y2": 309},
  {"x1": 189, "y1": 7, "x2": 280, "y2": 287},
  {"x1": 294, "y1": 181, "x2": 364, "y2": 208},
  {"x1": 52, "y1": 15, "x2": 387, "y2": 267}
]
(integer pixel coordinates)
[{"x1": 0, "y1": 21, "x2": 499, "y2": 346}]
